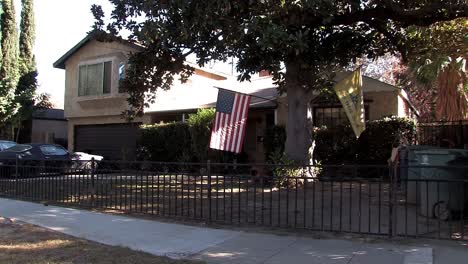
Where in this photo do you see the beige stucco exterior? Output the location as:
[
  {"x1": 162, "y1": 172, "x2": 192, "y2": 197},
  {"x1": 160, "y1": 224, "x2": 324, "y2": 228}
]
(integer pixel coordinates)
[{"x1": 64, "y1": 39, "x2": 136, "y2": 119}]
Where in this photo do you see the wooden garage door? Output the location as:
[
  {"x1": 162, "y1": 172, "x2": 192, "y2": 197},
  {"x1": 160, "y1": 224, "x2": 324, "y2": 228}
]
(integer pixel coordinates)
[{"x1": 74, "y1": 123, "x2": 139, "y2": 160}]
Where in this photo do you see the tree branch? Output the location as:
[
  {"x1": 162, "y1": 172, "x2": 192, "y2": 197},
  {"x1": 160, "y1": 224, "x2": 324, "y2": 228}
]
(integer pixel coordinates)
[{"x1": 303, "y1": 1, "x2": 467, "y2": 28}]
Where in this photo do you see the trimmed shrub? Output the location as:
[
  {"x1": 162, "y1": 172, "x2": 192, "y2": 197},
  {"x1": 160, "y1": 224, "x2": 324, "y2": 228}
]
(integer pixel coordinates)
[
  {"x1": 137, "y1": 122, "x2": 191, "y2": 162},
  {"x1": 137, "y1": 108, "x2": 247, "y2": 163},
  {"x1": 264, "y1": 125, "x2": 287, "y2": 163},
  {"x1": 313, "y1": 116, "x2": 417, "y2": 165},
  {"x1": 187, "y1": 108, "x2": 215, "y2": 162}
]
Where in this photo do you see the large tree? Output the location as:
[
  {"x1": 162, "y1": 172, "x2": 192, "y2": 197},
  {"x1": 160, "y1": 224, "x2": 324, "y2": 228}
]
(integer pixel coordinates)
[
  {"x1": 404, "y1": 18, "x2": 467, "y2": 121},
  {"x1": 93, "y1": 0, "x2": 467, "y2": 163},
  {"x1": 18, "y1": 0, "x2": 35, "y2": 75},
  {"x1": 11, "y1": 0, "x2": 38, "y2": 141},
  {"x1": 0, "y1": 0, "x2": 19, "y2": 124}
]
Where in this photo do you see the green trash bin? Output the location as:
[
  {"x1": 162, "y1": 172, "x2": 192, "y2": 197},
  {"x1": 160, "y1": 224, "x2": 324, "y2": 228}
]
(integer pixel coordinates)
[
  {"x1": 417, "y1": 149, "x2": 468, "y2": 220},
  {"x1": 398, "y1": 146, "x2": 438, "y2": 204}
]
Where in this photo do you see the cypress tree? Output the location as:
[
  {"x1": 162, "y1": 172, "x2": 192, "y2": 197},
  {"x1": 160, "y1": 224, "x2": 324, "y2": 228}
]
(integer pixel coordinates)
[
  {"x1": 13, "y1": 0, "x2": 38, "y2": 141},
  {"x1": 0, "y1": 0, "x2": 19, "y2": 123},
  {"x1": 19, "y1": 0, "x2": 35, "y2": 75}
]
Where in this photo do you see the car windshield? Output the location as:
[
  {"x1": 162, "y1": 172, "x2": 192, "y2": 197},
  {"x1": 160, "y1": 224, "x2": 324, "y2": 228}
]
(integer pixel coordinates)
[
  {"x1": 40, "y1": 145, "x2": 68, "y2": 156},
  {"x1": 6, "y1": 144, "x2": 32, "y2": 152},
  {"x1": 0, "y1": 141, "x2": 16, "y2": 150}
]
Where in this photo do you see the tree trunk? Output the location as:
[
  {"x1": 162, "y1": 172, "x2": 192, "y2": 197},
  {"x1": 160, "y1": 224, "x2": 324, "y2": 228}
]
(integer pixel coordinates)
[{"x1": 284, "y1": 61, "x2": 312, "y2": 164}]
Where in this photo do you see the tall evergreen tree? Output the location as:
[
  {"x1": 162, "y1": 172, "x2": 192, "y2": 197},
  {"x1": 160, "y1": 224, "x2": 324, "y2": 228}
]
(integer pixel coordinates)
[
  {"x1": 19, "y1": 0, "x2": 35, "y2": 75},
  {"x1": 0, "y1": 0, "x2": 19, "y2": 124},
  {"x1": 12, "y1": 0, "x2": 38, "y2": 141}
]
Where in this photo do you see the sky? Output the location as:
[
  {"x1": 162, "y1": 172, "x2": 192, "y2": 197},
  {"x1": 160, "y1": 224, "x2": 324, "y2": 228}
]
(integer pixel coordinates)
[{"x1": 12, "y1": 0, "x2": 114, "y2": 108}]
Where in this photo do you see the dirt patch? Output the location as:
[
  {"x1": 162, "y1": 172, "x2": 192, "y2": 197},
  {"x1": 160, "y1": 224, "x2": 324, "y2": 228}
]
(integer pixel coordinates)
[{"x1": 0, "y1": 217, "x2": 202, "y2": 264}]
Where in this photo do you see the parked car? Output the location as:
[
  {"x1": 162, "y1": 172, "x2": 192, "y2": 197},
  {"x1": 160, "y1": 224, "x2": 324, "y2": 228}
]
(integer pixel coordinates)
[
  {"x1": 0, "y1": 140, "x2": 16, "y2": 151},
  {"x1": 70, "y1": 152, "x2": 104, "y2": 173},
  {"x1": 0, "y1": 144, "x2": 103, "y2": 177}
]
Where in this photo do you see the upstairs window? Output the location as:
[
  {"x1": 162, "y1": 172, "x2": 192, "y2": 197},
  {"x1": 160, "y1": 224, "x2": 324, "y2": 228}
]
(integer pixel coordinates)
[
  {"x1": 78, "y1": 61, "x2": 112, "y2": 96},
  {"x1": 118, "y1": 62, "x2": 125, "y2": 93}
]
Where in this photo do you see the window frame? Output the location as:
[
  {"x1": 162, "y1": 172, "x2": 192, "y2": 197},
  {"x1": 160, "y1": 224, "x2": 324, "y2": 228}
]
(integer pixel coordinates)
[
  {"x1": 77, "y1": 60, "x2": 113, "y2": 97},
  {"x1": 313, "y1": 105, "x2": 370, "y2": 128}
]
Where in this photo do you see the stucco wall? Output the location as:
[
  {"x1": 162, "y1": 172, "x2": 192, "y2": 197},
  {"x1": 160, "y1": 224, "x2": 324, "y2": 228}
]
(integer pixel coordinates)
[
  {"x1": 365, "y1": 91, "x2": 399, "y2": 120},
  {"x1": 31, "y1": 119, "x2": 68, "y2": 143},
  {"x1": 64, "y1": 40, "x2": 137, "y2": 119}
]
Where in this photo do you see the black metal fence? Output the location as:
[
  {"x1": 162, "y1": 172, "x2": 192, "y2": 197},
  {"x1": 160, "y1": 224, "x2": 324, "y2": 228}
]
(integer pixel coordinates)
[
  {"x1": 417, "y1": 120, "x2": 468, "y2": 148},
  {"x1": 0, "y1": 160, "x2": 467, "y2": 241}
]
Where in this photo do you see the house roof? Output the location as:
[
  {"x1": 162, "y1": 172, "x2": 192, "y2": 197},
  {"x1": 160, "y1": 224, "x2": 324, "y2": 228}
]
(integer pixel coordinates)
[
  {"x1": 32, "y1": 108, "x2": 66, "y2": 121},
  {"x1": 53, "y1": 31, "x2": 144, "y2": 69},
  {"x1": 144, "y1": 73, "x2": 279, "y2": 114},
  {"x1": 53, "y1": 32, "x2": 228, "y2": 82}
]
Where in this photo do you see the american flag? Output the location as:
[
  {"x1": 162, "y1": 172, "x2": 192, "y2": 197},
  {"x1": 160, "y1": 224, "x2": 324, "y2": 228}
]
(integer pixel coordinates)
[{"x1": 210, "y1": 89, "x2": 251, "y2": 153}]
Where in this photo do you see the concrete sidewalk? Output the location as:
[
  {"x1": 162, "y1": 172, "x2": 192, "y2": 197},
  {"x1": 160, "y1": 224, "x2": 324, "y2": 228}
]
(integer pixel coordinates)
[{"x1": 0, "y1": 198, "x2": 433, "y2": 264}]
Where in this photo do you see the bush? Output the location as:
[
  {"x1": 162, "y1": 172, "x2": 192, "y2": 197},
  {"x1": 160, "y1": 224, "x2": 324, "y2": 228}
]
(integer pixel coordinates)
[
  {"x1": 264, "y1": 125, "x2": 287, "y2": 162},
  {"x1": 313, "y1": 116, "x2": 417, "y2": 165},
  {"x1": 187, "y1": 108, "x2": 215, "y2": 162},
  {"x1": 137, "y1": 122, "x2": 191, "y2": 162},
  {"x1": 137, "y1": 108, "x2": 246, "y2": 163}
]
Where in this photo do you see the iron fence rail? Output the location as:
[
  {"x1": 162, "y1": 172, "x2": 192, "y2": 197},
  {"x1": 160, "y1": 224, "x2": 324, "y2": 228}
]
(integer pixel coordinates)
[
  {"x1": 0, "y1": 160, "x2": 467, "y2": 241},
  {"x1": 417, "y1": 120, "x2": 467, "y2": 148}
]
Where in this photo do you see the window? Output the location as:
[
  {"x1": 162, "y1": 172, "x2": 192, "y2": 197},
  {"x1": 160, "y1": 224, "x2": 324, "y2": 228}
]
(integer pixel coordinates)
[
  {"x1": 0, "y1": 141, "x2": 16, "y2": 151},
  {"x1": 118, "y1": 62, "x2": 125, "y2": 93},
  {"x1": 313, "y1": 106, "x2": 369, "y2": 129},
  {"x1": 40, "y1": 145, "x2": 68, "y2": 156},
  {"x1": 6, "y1": 145, "x2": 32, "y2": 153},
  {"x1": 78, "y1": 61, "x2": 112, "y2": 96}
]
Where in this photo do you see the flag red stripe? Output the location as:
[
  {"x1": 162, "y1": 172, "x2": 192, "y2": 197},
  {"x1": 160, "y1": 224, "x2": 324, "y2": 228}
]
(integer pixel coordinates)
[
  {"x1": 225, "y1": 94, "x2": 239, "y2": 152},
  {"x1": 236, "y1": 95, "x2": 251, "y2": 153},
  {"x1": 229, "y1": 94, "x2": 243, "y2": 152}
]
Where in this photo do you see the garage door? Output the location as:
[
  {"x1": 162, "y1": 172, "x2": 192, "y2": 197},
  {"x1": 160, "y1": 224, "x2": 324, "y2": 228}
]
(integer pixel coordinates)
[{"x1": 74, "y1": 123, "x2": 139, "y2": 160}]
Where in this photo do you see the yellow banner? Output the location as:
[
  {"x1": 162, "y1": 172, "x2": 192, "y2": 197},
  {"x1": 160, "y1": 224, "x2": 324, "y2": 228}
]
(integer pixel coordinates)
[{"x1": 333, "y1": 68, "x2": 366, "y2": 138}]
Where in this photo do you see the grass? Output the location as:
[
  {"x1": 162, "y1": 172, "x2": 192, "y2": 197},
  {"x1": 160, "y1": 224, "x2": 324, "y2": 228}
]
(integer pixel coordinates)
[{"x1": 0, "y1": 217, "x2": 203, "y2": 264}]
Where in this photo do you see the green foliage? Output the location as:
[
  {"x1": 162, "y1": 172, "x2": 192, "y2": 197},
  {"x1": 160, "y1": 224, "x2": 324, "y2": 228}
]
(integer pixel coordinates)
[
  {"x1": 187, "y1": 108, "x2": 215, "y2": 162},
  {"x1": 406, "y1": 18, "x2": 467, "y2": 85},
  {"x1": 268, "y1": 150, "x2": 301, "y2": 188},
  {"x1": 137, "y1": 108, "x2": 247, "y2": 163},
  {"x1": 11, "y1": 0, "x2": 38, "y2": 141},
  {"x1": 263, "y1": 125, "x2": 286, "y2": 162},
  {"x1": 93, "y1": 0, "x2": 465, "y2": 162},
  {"x1": 138, "y1": 122, "x2": 191, "y2": 162},
  {"x1": 0, "y1": 0, "x2": 19, "y2": 123},
  {"x1": 92, "y1": 1, "x2": 466, "y2": 117},
  {"x1": 19, "y1": 0, "x2": 35, "y2": 75},
  {"x1": 313, "y1": 116, "x2": 417, "y2": 165}
]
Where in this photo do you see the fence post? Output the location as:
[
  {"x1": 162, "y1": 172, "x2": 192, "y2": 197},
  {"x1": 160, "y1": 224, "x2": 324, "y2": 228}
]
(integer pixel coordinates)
[
  {"x1": 207, "y1": 160, "x2": 212, "y2": 223},
  {"x1": 91, "y1": 158, "x2": 95, "y2": 206},
  {"x1": 15, "y1": 154, "x2": 19, "y2": 197},
  {"x1": 460, "y1": 120, "x2": 464, "y2": 148},
  {"x1": 388, "y1": 164, "x2": 393, "y2": 238}
]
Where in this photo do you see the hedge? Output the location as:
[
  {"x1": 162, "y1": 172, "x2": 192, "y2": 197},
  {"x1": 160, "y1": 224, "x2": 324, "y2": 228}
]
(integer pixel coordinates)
[
  {"x1": 313, "y1": 116, "x2": 417, "y2": 164},
  {"x1": 137, "y1": 108, "x2": 247, "y2": 163},
  {"x1": 137, "y1": 122, "x2": 191, "y2": 162}
]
